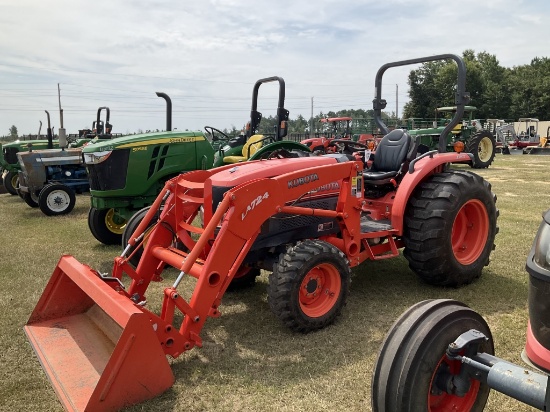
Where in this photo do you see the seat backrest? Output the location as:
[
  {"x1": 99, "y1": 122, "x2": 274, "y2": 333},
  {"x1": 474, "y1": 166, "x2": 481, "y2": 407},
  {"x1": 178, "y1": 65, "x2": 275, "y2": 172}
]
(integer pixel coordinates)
[
  {"x1": 243, "y1": 134, "x2": 264, "y2": 158},
  {"x1": 372, "y1": 129, "x2": 412, "y2": 172}
]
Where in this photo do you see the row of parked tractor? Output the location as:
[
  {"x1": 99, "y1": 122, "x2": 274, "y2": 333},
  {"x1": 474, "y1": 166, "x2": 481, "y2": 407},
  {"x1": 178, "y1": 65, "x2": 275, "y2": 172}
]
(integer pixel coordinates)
[{"x1": 7, "y1": 54, "x2": 550, "y2": 411}]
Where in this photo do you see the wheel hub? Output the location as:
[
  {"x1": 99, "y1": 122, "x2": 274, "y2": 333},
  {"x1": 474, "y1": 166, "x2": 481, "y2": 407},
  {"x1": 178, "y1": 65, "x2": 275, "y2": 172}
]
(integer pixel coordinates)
[
  {"x1": 305, "y1": 277, "x2": 319, "y2": 294},
  {"x1": 47, "y1": 190, "x2": 70, "y2": 211},
  {"x1": 105, "y1": 209, "x2": 126, "y2": 234}
]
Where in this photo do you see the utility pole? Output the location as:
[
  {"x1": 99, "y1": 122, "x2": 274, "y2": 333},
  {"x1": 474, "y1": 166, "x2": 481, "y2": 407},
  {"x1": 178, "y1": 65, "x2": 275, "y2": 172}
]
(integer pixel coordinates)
[{"x1": 310, "y1": 97, "x2": 314, "y2": 138}]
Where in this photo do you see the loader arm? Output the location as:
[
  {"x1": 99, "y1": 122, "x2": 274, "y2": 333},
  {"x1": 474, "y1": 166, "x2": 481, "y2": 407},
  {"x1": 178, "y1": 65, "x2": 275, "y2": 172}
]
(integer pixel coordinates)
[{"x1": 112, "y1": 159, "x2": 364, "y2": 358}]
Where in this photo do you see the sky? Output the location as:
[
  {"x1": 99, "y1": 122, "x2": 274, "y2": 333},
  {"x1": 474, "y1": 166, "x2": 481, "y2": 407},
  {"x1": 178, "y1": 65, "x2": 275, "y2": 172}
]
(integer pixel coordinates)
[{"x1": 1, "y1": 0, "x2": 549, "y2": 136}]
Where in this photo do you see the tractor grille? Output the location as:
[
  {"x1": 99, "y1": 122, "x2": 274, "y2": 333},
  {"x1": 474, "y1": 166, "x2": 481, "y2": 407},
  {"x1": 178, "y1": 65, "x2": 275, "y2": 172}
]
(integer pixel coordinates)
[
  {"x1": 87, "y1": 149, "x2": 130, "y2": 191},
  {"x1": 3, "y1": 147, "x2": 18, "y2": 165}
]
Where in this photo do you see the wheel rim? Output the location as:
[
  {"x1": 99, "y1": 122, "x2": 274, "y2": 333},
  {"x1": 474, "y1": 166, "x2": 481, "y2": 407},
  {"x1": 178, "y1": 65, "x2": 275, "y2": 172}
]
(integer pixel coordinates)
[
  {"x1": 478, "y1": 137, "x2": 493, "y2": 162},
  {"x1": 299, "y1": 263, "x2": 341, "y2": 317},
  {"x1": 105, "y1": 209, "x2": 126, "y2": 234},
  {"x1": 451, "y1": 199, "x2": 489, "y2": 265},
  {"x1": 429, "y1": 354, "x2": 480, "y2": 410},
  {"x1": 46, "y1": 190, "x2": 70, "y2": 212},
  {"x1": 10, "y1": 173, "x2": 18, "y2": 189}
]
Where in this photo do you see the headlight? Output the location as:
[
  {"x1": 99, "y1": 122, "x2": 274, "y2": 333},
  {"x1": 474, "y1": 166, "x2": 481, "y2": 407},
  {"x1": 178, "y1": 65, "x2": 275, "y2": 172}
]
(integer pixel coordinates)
[
  {"x1": 83, "y1": 150, "x2": 112, "y2": 165},
  {"x1": 534, "y1": 218, "x2": 550, "y2": 271}
]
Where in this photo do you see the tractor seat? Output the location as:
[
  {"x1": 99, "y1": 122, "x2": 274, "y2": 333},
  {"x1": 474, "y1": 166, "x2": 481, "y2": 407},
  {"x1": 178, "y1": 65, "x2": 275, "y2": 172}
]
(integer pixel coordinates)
[
  {"x1": 363, "y1": 129, "x2": 413, "y2": 185},
  {"x1": 223, "y1": 134, "x2": 265, "y2": 163}
]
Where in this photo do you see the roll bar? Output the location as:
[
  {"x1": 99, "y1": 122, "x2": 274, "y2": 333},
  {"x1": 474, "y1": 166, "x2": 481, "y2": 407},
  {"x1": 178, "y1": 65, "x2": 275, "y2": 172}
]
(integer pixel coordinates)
[{"x1": 373, "y1": 54, "x2": 470, "y2": 153}]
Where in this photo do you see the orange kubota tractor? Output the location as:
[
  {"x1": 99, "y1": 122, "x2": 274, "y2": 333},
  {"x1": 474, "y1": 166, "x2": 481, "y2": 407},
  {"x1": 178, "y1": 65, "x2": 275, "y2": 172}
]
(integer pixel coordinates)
[{"x1": 24, "y1": 54, "x2": 499, "y2": 411}]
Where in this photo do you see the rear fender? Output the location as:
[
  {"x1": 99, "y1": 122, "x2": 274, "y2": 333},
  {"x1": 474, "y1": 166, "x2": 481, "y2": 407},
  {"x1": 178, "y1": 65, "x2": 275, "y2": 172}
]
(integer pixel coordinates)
[{"x1": 391, "y1": 152, "x2": 471, "y2": 233}]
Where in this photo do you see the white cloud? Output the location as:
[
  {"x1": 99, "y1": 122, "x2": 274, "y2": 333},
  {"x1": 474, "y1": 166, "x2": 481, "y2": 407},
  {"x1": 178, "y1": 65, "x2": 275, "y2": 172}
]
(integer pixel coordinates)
[{"x1": 0, "y1": 0, "x2": 549, "y2": 135}]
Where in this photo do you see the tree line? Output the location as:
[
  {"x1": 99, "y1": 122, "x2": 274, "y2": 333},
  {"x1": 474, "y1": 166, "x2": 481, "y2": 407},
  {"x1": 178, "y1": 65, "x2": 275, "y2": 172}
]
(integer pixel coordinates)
[
  {"x1": 403, "y1": 49, "x2": 550, "y2": 120},
  {"x1": 6, "y1": 50, "x2": 548, "y2": 140}
]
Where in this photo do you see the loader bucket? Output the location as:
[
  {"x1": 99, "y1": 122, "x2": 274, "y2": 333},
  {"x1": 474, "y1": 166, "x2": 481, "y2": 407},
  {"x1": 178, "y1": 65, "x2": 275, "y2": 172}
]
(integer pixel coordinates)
[{"x1": 24, "y1": 255, "x2": 174, "y2": 412}]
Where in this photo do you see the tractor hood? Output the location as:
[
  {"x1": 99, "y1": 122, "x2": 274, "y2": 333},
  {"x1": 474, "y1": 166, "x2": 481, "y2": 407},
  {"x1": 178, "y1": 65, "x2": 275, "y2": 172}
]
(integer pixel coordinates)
[
  {"x1": 209, "y1": 154, "x2": 346, "y2": 188},
  {"x1": 82, "y1": 130, "x2": 206, "y2": 154},
  {"x1": 17, "y1": 148, "x2": 83, "y2": 168},
  {"x1": 4, "y1": 139, "x2": 59, "y2": 150}
]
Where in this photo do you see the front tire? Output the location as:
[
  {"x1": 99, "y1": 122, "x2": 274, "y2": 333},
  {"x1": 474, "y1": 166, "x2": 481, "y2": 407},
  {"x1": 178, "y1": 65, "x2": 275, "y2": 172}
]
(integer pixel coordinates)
[
  {"x1": 22, "y1": 191, "x2": 39, "y2": 208},
  {"x1": 121, "y1": 206, "x2": 161, "y2": 266},
  {"x1": 467, "y1": 130, "x2": 496, "y2": 168},
  {"x1": 267, "y1": 240, "x2": 350, "y2": 332},
  {"x1": 39, "y1": 183, "x2": 76, "y2": 216},
  {"x1": 372, "y1": 299, "x2": 494, "y2": 412},
  {"x1": 88, "y1": 207, "x2": 126, "y2": 245},
  {"x1": 3, "y1": 171, "x2": 19, "y2": 195},
  {"x1": 404, "y1": 170, "x2": 498, "y2": 286}
]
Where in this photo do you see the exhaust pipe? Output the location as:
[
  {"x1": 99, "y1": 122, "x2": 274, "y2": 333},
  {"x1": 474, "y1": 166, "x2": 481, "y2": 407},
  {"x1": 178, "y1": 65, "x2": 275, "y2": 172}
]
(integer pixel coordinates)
[
  {"x1": 45, "y1": 110, "x2": 53, "y2": 149},
  {"x1": 156, "y1": 92, "x2": 172, "y2": 131}
]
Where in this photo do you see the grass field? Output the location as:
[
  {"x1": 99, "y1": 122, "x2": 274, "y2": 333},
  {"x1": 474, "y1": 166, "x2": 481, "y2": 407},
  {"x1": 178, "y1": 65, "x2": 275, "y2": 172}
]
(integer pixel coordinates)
[{"x1": 0, "y1": 154, "x2": 548, "y2": 412}]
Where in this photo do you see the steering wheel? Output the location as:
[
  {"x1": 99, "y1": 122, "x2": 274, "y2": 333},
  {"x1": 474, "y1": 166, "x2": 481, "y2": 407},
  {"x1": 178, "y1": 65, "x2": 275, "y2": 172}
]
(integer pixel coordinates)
[
  {"x1": 265, "y1": 148, "x2": 312, "y2": 159},
  {"x1": 204, "y1": 126, "x2": 230, "y2": 142},
  {"x1": 327, "y1": 139, "x2": 370, "y2": 154}
]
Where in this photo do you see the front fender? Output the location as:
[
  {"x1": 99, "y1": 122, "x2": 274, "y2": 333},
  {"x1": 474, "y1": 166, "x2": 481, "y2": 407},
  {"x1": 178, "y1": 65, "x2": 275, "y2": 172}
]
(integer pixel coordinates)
[{"x1": 391, "y1": 152, "x2": 472, "y2": 233}]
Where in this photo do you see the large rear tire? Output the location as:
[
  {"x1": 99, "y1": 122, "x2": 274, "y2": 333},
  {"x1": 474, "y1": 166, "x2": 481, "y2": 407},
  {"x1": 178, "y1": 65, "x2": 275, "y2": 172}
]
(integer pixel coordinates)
[
  {"x1": 39, "y1": 183, "x2": 76, "y2": 216},
  {"x1": 372, "y1": 299, "x2": 494, "y2": 412},
  {"x1": 88, "y1": 207, "x2": 126, "y2": 245},
  {"x1": 3, "y1": 171, "x2": 19, "y2": 195},
  {"x1": 467, "y1": 130, "x2": 496, "y2": 169},
  {"x1": 404, "y1": 170, "x2": 498, "y2": 286},
  {"x1": 267, "y1": 240, "x2": 350, "y2": 332}
]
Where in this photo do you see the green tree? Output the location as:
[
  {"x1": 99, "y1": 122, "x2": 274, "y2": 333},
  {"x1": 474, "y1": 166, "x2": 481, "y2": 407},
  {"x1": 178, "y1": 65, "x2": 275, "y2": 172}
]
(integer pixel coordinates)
[
  {"x1": 8, "y1": 125, "x2": 18, "y2": 141},
  {"x1": 507, "y1": 57, "x2": 550, "y2": 119},
  {"x1": 402, "y1": 50, "x2": 550, "y2": 121}
]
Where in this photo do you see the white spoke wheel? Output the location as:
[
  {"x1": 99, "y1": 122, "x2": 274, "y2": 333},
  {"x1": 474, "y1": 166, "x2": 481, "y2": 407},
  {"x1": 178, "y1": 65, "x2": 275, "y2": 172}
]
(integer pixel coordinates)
[{"x1": 39, "y1": 183, "x2": 76, "y2": 216}]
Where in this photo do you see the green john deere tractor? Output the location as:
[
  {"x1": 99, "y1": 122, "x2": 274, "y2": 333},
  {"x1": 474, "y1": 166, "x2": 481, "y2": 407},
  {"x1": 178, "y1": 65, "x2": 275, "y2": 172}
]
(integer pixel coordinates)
[
  {"x1": 407, "y1": 106, "x2": 497, "y2": 168},
  {"x1": 84, "y1": 78, "x2": 311, "y2": 246}
]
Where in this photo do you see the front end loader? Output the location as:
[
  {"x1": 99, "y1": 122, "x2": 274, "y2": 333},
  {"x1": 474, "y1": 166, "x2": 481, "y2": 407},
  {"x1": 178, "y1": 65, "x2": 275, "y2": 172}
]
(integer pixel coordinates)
[{"x1": 25, "y1": 54, "x2": 499, "y2": 411}]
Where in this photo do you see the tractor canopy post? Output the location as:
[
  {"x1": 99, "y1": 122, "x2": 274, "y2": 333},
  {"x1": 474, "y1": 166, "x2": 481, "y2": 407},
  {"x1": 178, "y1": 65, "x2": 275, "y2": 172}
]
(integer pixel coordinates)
[
  {"x1": 96, "y1": 107, "x2": 110, "y2": 135},
  {"x1": 372, "y1": 54, "x2": 470, "y2": 153},
  {"x1": 156, "y1": 92, "x2": 172, "y2": 132},
  {"x1": 249, "y1": 76, "x2": 286, "y2": 139}
]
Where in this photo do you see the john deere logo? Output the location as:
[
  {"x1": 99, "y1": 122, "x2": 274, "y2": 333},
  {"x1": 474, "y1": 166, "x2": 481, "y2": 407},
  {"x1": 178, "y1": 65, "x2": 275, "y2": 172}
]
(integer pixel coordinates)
[{"x1": 287, "y1": 173, "x2": 319, "y2": 189}]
